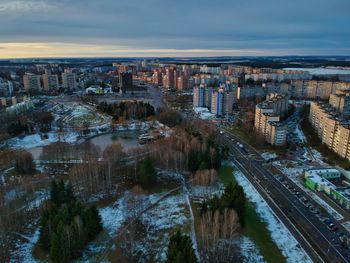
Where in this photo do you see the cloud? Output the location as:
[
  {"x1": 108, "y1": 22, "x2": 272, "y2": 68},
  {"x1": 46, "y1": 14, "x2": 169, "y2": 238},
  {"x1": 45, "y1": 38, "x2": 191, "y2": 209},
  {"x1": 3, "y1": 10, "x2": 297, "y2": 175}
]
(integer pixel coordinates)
[
  {"x1": 0, "y1": 0, "x2": 56, "y2": 13},
  {"x1": 0, "y1": 0, "x2": 349, "y2": 57}
]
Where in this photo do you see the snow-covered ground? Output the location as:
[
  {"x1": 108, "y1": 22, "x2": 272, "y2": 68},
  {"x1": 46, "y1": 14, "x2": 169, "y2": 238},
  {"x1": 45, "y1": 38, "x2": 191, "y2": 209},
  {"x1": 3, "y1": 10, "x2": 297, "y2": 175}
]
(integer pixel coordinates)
[
  {"x1": 139, "y1": 194, "x2": 191, "y2": 262},
  {"x1": 7, "y1": 132, "x2": 79, "y2": 149},
  {"x1": 99, "y1": 198, "x2": 129, "y2": 238},
  {"x1": 295, "y1": 125, "x2": 306, "y2": 144},
  {"x1": 193, "y1": 107, "x2": 216, "y2": 120},
  {"x1": 232, "y1": 165, "x2": 313, "y2": 263},
  {"x1": 10, "y1": 226, "x2": 40, "y2": 263},
  {"x1": 284, "y1": 67, "x2": 350, "y2": 75},
  {"x1": 240, "y1": 236, "x2": 266, "y2": 263}
]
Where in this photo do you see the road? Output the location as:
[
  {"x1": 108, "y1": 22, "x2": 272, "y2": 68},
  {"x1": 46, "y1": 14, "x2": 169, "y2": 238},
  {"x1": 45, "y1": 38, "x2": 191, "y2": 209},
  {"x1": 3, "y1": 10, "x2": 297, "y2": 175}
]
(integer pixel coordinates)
[{"x1": 221, "y1": 130, "x2": 350, "y2": 263}]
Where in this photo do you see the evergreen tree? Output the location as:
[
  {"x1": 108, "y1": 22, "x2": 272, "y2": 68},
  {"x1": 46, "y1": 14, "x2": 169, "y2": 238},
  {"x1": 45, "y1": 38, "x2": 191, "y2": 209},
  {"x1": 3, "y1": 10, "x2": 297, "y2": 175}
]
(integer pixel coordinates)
[
  {"x1": 136, "y1": 157, "x2": 157, "y2": 187},
  {"x1": 40, "y1": 180, "x2": 102, "y2": 261},
  {"x1": 82, "y1": 206, "x2": 103, "y2": 239},
  {"x1": 166, "y1": 230, "x2": 197, "y2": 263}
]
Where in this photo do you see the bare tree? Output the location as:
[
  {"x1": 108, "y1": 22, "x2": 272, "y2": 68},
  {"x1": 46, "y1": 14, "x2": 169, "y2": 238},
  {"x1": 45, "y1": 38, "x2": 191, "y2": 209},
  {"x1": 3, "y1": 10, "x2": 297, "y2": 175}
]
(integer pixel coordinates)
[{"x1": 197, "y1": 209, "x2": 240, "y2": 263}]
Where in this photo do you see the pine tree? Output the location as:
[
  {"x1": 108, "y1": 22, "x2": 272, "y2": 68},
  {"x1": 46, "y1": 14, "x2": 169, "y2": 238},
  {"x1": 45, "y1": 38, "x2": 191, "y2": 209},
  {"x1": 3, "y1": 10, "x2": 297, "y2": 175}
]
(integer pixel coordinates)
[
  {"x1": 166, "y1": 230, "x2": 197, "y2": 263},
  {"x1": 50, "y1": 232, "x2": 61, "y2": 263},
  {"x1": 50, "y1": 180, "x2": 60, "y2": 206}
]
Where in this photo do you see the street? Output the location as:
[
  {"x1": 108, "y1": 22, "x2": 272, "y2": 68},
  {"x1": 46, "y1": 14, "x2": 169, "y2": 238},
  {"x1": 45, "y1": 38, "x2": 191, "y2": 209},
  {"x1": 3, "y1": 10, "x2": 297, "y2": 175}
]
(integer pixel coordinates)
[{"x1": 222, "y1": 131, "x2": 350, "y2": 263}]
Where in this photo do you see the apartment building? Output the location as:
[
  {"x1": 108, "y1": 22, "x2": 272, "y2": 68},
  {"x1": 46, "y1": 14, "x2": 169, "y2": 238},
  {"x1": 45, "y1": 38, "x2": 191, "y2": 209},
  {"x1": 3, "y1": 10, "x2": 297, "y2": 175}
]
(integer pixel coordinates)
[
  {"x1": 62, "y1": 72, "x2": 77, "y2": 90},
  {"x1": 23, "y1": 73, "x2": 41, "y2": 91},
  {"x1": 329, "y1": 93, "x2": 350, "y2": 117},
  {"x1": 254, "y1": 93, "x2": 288, "y2": 146},
  {"x1": 211, "y1": 86, "x2": 235, "y2": 116},
  {"x1": 42, "y1": 73, "x2": 59, "y2": 90},
  {"x1": 309, "y1": 101, "x2": 350, "y2": 161}
]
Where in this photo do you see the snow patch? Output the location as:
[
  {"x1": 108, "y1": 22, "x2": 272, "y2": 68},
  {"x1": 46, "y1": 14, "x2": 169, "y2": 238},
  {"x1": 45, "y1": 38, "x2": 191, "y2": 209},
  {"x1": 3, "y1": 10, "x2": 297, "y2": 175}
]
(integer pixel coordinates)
[
  {"x1": 240, "y1": 236, "x2": 266, "y2": 263},
  {"x1": 10, "y1": 228, "x2": 40, "y2": 263}
]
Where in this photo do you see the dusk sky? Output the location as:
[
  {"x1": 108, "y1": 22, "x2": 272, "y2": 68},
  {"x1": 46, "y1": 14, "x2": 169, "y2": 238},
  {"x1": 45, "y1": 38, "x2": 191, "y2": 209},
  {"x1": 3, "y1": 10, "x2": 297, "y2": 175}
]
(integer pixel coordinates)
[{"x1": 0, "y1": 0, "x2": 349, "y2": 58}]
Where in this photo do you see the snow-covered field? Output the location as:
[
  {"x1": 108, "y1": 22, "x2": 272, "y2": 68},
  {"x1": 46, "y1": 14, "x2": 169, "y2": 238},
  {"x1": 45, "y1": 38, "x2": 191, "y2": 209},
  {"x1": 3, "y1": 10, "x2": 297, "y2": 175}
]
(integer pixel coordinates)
[
  {"x1": 232, "y1": 165, "x2": 313, "y2": 263},
  {"x1": 139, "y1": 194, "x2": 191, "y2": 262},
  {"x1": 82, "y1": 191, "x2": 191, "y2": 262}
]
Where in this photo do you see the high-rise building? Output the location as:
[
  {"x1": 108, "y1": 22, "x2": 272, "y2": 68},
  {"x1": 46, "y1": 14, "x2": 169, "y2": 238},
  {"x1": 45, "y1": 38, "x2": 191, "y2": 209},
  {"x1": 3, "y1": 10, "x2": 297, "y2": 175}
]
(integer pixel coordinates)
[
  {"x1": 23, "y1": 73, "x2": 41, "y2": 91},
  {"x1": 152, "y1": 69, "x2": 163, "y2": 86},
  {"x1": 176, "y1": 76, "x2": 188, "y2": 90},
  {"x1": 62, "y1": 72, "x2": 77, "y2": 90},
  {"x1": 119, "y1": 71, "x2": 133, "y2": 92},
  {"x1": 329, "y1": 93, "x2": 350, "y2": 117},
  {"x1": 254, "y1": 93, "x2": 288, "y2": 146},
  {"x1": 193, "y1": 86, "x2": 204, "y2": 107},
  {"x1": 163, "y1": 67, "x2": 175, "y2": 89},
  {"x1": 210, "y1": 86, "x2": 235, "y2": 116},
  {"x1": 42, "y1": 73, "x2": 59, "y2": 90},
  {"x1": 193, "y1": 85, "x2": 213, "y2": 108}
]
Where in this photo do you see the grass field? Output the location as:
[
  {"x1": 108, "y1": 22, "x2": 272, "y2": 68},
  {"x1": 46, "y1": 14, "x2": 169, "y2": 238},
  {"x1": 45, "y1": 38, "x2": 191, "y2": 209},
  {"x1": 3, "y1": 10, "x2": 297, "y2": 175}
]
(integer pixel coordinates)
[{"x1": 218, "y1": 165, "x2": 286, "y2": 263}]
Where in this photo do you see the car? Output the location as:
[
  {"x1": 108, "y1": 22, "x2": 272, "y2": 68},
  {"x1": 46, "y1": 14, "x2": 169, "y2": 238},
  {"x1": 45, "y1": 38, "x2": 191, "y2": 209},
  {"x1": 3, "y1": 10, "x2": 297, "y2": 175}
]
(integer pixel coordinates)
[
  {"x1": 324, "y1": 219, "x2": 332, "y2": 225},
  {"x1": 331, "y1": 226, "x2": 338, "y2": 232}
]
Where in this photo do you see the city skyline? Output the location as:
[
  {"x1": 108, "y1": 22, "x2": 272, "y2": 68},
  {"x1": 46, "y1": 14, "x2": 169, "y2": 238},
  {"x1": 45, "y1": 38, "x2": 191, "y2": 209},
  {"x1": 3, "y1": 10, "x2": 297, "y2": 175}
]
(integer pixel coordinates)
[{"x1": 0, "y1": 0, "x2": 350, "y2": 58}]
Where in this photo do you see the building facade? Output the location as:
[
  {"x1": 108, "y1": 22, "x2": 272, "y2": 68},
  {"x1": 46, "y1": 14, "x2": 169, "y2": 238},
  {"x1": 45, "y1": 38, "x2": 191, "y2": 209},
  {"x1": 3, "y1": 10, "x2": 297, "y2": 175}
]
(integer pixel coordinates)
[
  {"x1": 62, "y1": 72, "x2": 77, "y2": 90},
  {"x1": 254, "y1": 93, "x2": 288, "y2": 146},
  {"x1": 23, "y1": 73, "x2": 41, "y2": 91}
]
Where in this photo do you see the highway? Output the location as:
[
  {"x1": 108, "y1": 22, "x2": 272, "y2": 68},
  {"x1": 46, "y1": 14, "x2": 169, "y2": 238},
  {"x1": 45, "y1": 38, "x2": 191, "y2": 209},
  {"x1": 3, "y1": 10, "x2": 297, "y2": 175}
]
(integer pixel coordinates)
[{"x1": 221, "y1": 130, "x2": 350, "y2": 263}]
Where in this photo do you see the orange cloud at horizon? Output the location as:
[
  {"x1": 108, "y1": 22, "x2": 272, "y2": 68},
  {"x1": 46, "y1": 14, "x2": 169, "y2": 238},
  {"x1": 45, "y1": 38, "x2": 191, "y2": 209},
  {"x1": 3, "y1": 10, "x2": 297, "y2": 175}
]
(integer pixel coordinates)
[{"x1": 0, "y1": 42, "x2": 271, "y2": 58}]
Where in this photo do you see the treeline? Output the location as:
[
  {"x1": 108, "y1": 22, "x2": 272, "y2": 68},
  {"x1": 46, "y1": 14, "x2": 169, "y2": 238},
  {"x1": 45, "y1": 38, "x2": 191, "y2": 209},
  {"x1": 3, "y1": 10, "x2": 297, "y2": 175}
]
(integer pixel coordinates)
[
  {"x1": 39, "y1": 180, "x2": 102, "y2": 262},
  {"x1": 6, "y1": 111, "x2": 54, "y2": 136},
  {"x1": 97, "y1": 101, "x2": 154, "y2": 121},
  {"x1": 0, "y1": 148, "x2": 36, "y2": 174},
  {"x1": 156, "y1": 108, "x2": 183, "y2": 127},
  {"x1": 69, "y1": 146, "x2": 158, "y2": 200},
  {"x1": 147, "y1": 120, "x2": 227, "y2": 173},
  {"x1": 40, "y1": 141, "x2": 101, "y2": 162}
]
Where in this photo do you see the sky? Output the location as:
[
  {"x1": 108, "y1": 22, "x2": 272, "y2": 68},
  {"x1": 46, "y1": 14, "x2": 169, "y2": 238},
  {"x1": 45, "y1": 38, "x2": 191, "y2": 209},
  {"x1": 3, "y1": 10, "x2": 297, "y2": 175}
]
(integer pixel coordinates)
[{"x1": 0, "y1": 0, "x2": 349, "y2": 58}]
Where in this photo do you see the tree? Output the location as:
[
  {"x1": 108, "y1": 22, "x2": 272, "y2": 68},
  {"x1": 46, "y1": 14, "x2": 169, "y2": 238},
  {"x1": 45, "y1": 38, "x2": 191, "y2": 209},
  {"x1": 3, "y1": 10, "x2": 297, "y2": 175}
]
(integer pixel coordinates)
[
  {"x1": 198, "y1": 209, "x2": 240, "y2": 262},
  {"x1": 82, "y1": 206, "x2": 102, "y2": 239},
  {"x1": 40, "y1": 180, "x2": 102, "y2": 261},
  {"x1": 14, "y1": 150, "x2": 36, "y2": 174},
  {"x1": 136, "y1": 157, "x2": 156, "y2": 187},
  {"x1": 166, "y1": 230, "x2": 197, "y2": 263},
  {"x1": 157, "y1": 109, "x2": 183, "y2": 127}
]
